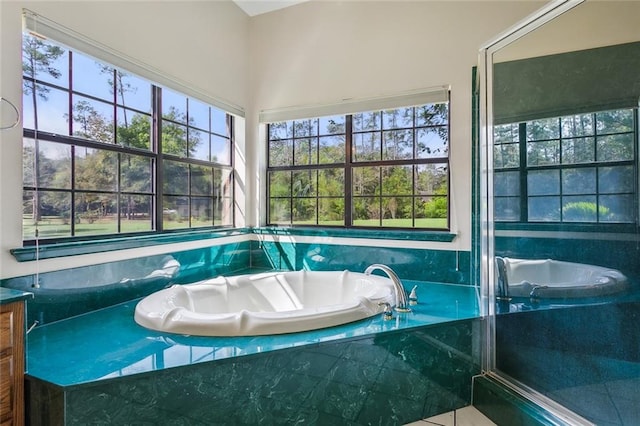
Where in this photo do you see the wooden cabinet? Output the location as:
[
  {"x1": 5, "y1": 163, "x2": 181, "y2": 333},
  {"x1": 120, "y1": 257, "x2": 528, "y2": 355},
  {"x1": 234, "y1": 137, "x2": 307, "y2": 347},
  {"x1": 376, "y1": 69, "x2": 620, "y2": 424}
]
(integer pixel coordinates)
[{"x1": 0, "y1": 301, "x2": 25, "y2": 426}]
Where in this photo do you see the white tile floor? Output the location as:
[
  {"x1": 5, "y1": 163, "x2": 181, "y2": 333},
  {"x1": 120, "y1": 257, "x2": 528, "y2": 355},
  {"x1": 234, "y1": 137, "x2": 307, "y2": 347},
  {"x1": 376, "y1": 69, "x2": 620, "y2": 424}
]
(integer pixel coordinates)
[{"x1": 405, "y1": 406, "x2": 497, "y2": 426}]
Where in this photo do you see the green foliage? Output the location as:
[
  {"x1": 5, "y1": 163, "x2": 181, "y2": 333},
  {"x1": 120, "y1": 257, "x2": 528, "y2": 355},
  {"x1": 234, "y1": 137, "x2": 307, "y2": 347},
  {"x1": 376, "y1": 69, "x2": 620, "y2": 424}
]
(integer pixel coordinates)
[{"x1": 562, "y1": 201, "x2": 609, "y2": 221}]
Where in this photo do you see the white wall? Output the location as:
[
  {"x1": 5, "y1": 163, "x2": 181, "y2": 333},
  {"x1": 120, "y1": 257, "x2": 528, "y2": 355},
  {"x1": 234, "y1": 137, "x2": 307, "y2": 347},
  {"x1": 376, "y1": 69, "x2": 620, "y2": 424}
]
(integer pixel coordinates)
[
  {"x1": 0, "y1": 1, "x2": 250, "y2": 278},
  {"x1": 247, "y1": 0, "x2": 543, "y2": 250}
]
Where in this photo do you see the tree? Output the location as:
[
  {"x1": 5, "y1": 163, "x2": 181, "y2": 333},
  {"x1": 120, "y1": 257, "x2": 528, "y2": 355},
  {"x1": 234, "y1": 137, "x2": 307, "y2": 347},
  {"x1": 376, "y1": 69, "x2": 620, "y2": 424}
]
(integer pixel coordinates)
[{"x1": 22, "y1": 34, "x2": 65, "y2": 223}]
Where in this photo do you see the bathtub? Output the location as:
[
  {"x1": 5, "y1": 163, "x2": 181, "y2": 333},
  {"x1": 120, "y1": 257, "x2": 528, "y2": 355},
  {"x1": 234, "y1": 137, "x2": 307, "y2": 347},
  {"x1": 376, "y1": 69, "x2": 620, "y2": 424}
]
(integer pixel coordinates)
[
  {"x1": 497, "y1": 257, "x2": 629, "y2": 298},
  {"x1": 134, "y1": 270, "x2": 396, "y2": 336}
]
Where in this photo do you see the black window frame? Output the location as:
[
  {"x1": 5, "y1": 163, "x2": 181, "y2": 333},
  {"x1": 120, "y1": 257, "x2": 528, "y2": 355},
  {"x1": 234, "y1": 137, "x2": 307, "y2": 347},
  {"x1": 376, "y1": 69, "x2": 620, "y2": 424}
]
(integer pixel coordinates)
[
  {"x1": 21, "y1": 35, "x2": 235, "y2": 245},
  {"x1": 494, "y1": 107, "x2": 638, "y2": 225},
  {"x1": 266, "y1": 100, "x2": 451, "y2": 230}
]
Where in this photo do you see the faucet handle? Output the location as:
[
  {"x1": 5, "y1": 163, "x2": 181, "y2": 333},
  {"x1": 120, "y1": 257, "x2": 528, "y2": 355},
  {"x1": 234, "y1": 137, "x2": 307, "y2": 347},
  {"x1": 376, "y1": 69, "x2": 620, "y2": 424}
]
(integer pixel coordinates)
[
  {"x1": 378, "y1": 302, "x2": 393, "y2": 320},
  {"x1": 408, "y1": 285, "x2": 418, "y2": 305}
]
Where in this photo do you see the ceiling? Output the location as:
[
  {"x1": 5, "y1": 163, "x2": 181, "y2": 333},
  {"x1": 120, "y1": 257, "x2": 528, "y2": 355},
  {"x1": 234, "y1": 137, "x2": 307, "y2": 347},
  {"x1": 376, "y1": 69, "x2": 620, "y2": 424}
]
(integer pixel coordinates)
[{"x1": 233, "y1": 0, "x2": 308, "y2": 16}]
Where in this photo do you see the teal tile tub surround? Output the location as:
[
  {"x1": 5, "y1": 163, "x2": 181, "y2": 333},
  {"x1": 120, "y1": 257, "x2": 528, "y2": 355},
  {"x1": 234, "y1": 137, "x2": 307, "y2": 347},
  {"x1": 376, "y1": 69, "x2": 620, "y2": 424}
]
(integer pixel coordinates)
[
  {"x1": 26, "y1": 281, "x2": 481, "y2": 424},
  {"x1": 2, "y1": 240, "x2": 253, "y2": 326},
  {"x1": 255, "y1": 240, "x2": 471, "y2": 285},
  {"x1": 2, "y1": 233, "x2": 471, "y2": 326}
]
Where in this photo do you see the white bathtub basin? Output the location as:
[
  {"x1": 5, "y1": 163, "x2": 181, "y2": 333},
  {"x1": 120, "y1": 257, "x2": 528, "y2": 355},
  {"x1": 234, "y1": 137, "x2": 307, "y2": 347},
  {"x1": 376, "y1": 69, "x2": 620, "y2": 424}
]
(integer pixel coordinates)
[
  {"x1": 134, "y1": 270, "x2": 396, "y2": 336},
  {"x1": 501, "y1": 257, "x2": 629, "y2": 298}
]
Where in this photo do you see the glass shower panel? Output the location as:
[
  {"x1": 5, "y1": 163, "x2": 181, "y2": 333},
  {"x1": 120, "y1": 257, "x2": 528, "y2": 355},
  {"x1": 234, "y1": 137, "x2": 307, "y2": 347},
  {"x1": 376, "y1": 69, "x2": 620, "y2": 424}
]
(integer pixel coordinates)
[{"x1": 486, "y1": 2, "x2": 640, "y2": 424}]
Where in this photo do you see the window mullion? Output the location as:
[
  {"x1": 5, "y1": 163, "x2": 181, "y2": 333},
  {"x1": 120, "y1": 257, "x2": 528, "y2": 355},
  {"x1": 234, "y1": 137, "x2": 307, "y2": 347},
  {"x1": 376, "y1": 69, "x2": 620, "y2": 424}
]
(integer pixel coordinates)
[
  {"x1": 154, "y1": 86, "x2": 163, "y2": 232},
  {"x1": 345, "y1": 115, "x2": 353, "y2": 227},
  {"x1": 519, "y1": 122, "x2": 528, "y2": 222}
]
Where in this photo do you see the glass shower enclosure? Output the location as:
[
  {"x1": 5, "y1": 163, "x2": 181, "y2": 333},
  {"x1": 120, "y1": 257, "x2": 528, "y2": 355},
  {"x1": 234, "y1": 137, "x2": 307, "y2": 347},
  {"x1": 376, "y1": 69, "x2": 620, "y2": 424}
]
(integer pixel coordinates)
[{"x1": 478, "y1": 1, "x2": 640, "y2": 424}]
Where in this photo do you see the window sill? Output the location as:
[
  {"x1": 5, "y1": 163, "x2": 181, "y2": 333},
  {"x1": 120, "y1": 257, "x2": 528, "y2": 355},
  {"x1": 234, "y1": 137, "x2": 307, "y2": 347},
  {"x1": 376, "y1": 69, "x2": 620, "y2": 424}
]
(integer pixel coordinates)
[
  {"x1": 11, "y1": 228, "x2": 250, "y2": 262},
  {"x1": 251, "y1": 226, "x2": 456, "y2": 242}
]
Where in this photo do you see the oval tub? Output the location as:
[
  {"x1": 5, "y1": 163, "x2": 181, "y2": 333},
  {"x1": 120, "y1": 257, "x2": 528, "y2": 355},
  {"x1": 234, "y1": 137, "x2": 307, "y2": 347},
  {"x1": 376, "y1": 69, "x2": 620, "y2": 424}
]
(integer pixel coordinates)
[
  {"x1": 500, "y1": 257, "x2": 629, "y2": 298},
  {"x1": 134, "y1": 270, "x2": 396, "y2": 336}
]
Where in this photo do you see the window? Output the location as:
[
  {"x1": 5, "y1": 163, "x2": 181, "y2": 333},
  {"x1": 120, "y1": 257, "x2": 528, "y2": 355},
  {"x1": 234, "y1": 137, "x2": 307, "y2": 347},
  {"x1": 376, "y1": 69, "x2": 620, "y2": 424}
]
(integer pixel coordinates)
[
  {"x1": 22, "y1": 34, "x2": 233, "y2": 242},
  {"x1": 494, "y1": 108, "x2": 637, "y2": 224},
  {"x1": 267, "y1": 100, "x2": 450, "y2": 229}
]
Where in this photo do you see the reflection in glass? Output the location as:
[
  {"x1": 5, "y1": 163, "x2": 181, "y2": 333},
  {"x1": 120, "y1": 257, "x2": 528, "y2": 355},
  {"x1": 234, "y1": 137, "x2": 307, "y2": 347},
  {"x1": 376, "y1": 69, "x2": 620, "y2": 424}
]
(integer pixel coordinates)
[
  {"x1": 562, "y1": 168, "x2": 595, "y2": 194},
  {"x1": 561, "y1": 137, "x2": 594, "y2": 163},
  {"x1": 599, "y1": 165, "x2": 634, "y2": 193},
  {"x1": 561, "y1": 113, "x2": 593, "y2": 137},
  {"x1": 562, "y1": 195, "x2": 598, "y2": 222},
  {"x1": 597, "y1": 134, "x2": 634, "y2": 161},
  {"x1": 528, "y1": 196, "x2": 560, "y2": 221},
  {"x1": 527, "y1": 170, "x2": 559, "y2": 196},
  {"x1": 527, "y1": 140, "x2": 559, "y2": 166},
  {"x1": 526, "y1": 117, "x2": 559, "y2": 140},
  {"x1": 599, "y1": 194, "x2": 634, "y2": 223}
]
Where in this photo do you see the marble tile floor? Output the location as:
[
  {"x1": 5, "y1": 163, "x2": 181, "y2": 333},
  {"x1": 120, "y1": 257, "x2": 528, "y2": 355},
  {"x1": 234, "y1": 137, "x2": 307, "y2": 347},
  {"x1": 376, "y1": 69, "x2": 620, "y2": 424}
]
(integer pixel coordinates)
[{"x1": 406, "y1": 406, "x2": 497, "y2": 426}]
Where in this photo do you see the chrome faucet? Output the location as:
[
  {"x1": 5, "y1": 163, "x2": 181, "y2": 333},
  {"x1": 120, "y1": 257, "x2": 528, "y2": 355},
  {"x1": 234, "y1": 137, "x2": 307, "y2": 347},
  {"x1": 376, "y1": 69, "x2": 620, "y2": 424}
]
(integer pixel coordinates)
[
  {"x1": 365, "y1": 264, "x2": 411, "y2": 312},
  {"x1": 495, "y1": 256, "x2": 511, "y2": 301}
]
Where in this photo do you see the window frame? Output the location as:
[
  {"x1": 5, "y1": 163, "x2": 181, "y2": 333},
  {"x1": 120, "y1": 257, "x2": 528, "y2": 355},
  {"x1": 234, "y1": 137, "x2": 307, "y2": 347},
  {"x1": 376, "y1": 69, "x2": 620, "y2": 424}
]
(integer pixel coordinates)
[
  {"x1": 266, "y1": 100, "x2": 451, "y2": 231},
  {"x1": 493, "y1": 107, "x2": 638, "y2": 226},
  {"x1": 21, "y1": 36, "x2": 235, "y2": 246}
]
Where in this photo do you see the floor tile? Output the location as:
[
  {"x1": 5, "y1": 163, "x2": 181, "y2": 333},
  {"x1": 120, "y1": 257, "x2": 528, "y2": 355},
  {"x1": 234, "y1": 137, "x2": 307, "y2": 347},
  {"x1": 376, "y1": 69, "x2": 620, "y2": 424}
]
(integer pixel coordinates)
[{"x1": 405, "y1": 406, "x2": 496, "y2": 426}]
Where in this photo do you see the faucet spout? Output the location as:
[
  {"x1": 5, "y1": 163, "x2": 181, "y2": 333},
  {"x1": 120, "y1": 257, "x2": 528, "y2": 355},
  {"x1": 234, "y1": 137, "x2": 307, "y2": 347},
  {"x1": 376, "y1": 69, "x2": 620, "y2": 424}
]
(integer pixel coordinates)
[
  {"x1": 495, "y1": 256, "x2": 511, "y2": 301},
  {"x1": 364, "y1": 264, "x2": 411, "y2": 312}
]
